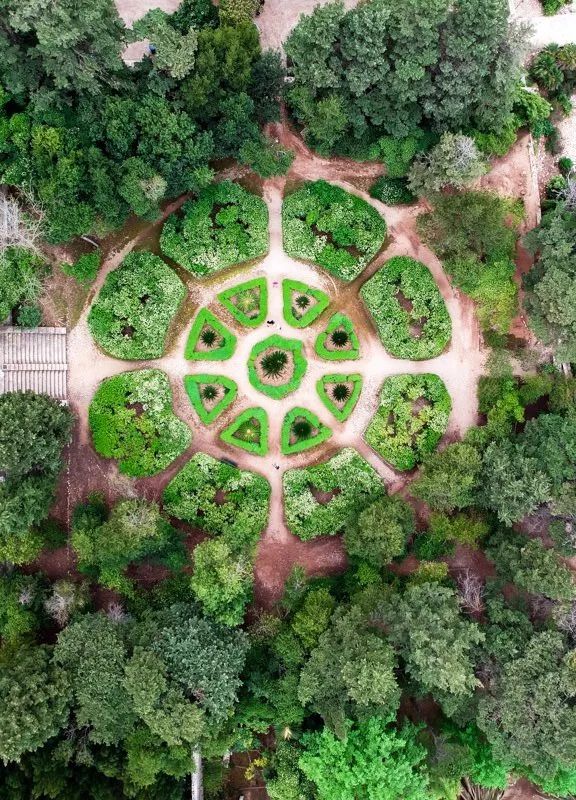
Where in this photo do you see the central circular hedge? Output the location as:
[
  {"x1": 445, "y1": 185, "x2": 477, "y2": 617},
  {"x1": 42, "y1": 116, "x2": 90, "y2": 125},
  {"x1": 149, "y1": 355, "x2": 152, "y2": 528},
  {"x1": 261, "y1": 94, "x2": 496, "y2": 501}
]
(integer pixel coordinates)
[{"x1": 248, "y1": 334, "x2": 308, "y2": 400}]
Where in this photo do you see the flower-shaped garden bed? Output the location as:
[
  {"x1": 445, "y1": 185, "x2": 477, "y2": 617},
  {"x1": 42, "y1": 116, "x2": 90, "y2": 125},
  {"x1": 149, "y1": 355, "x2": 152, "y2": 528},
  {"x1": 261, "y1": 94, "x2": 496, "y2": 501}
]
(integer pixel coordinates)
[{"x1": 248, "y1": 334, "x2": 308, "y2": 400}]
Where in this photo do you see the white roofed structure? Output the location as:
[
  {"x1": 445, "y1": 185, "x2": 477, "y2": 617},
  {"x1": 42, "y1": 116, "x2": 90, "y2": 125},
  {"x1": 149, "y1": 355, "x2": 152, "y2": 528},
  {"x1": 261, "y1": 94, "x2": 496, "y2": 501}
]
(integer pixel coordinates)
[{"x1": 0, "y1": 327, "x2": 68, "y2": 401}]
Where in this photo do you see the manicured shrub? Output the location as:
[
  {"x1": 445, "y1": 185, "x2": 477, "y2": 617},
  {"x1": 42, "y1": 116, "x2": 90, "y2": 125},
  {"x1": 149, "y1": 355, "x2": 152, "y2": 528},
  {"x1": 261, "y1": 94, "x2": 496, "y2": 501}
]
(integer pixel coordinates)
[
  {"x1": 163, "y1": 452, "x2": 270, "y2": 547},
  {"x1": 220, "y1": 407, "x2": 269, "y2": 456},
  {"x1": 88, "y1": 251, "x2": 185, "y2": 359},
  {"x1": 16, "y1": 303, "x2": 42, "y2": 328},
  {"x1": 160, "y1": 181, "x2": 269, "y2": 277},
  {"x1": 283, "y1": 447, "x2": 384, "y2": 540},
  {"x1": 217, "y1": 277, "x2": 267, "y2": 328},
  {"x1": 184, "y1": 374, "x2": 238, "y2": 424},
  {"x1": 315, "y1": 313, "x2": 360, "y2": 360},
  {"x1": 248, "y1": 334, "x2": 307, "y2": 399},
  {"x1": 281, "y1": 407, "x2": 332, "y2": 455},
  {"x1": 61, "y1": 251, "x2": 101, "y2": 283},
  {"x1": 316, "y1": 373, "x2": 362, "y2": 422},
  {"x1": 361, "y1": 257, "x2": 451, "y2": 359},
  {"x1": 542, "y1": 0, "x2": 570, "y2": 13},
  {"x1": 282, "y1": 279, "x2": 330, "y2": 328},
  {"x1": 370, "y1": 176, "x2": 415, "y2": 205},
  {"x1": 282, "y1": 181, "x2": 386, "y2": 281},
  {"x1": 184, "y1": 308, "x2": 237, "y2": 361},
  {"x1": 364, "y1": 374, "x2": 452, "y2": 471},
  {"x1": 89, "y1": 369, "x2": 192, "y2": 477}
]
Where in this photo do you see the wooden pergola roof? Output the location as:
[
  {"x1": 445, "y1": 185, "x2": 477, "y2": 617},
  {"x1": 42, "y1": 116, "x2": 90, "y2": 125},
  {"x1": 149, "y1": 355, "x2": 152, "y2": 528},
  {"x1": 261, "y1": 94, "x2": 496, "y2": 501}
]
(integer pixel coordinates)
[{"x1": 0, "y1": 327, "x2": 68, "y2": 401}]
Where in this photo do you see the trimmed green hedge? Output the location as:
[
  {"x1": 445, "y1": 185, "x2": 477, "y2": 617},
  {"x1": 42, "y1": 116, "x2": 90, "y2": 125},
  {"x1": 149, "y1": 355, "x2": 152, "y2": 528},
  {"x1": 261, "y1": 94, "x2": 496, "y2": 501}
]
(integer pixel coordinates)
[
  {"x1": 282, "y1": 180, "x2": 387, "y2": 281},
  {"x1": 364, "y1": 374, "x2": 451, "y2": 471},
  {"x1": 217, "y1": 277, "x2": 267, "y2": 328},
  {"x1": 281, "y1": 407, "x2": 332, "y2": 455},
  {"x1": 89, "y1": 369, "x2": 192, "y2": 477},
  {"x1": 315, "y1": 313, "x2": 360, "y2": 360},
  {"x1": 185, "y1": 308, "x2": 237, "y2": 361},
  {"x1": 160, "y1": 181, "x2": 269, "y2": 277},
  {"x1": 283, "y1": 447, "x2": 384, "y2": 540},
  {"x1": 184, "y1": 374, "x2": 238, "y2": 424},
  {"x1": 282, "y1": 279, "x2": 330, "y2": 328},
  {"x1": 360, "y1": 256, "x2": 451, "y2": 359},
  {"x1": 163, "y1": 452, "x2": 270, "y2": 547},
  {"x1": 221, "y1": 407, "x2": 269, "y2": 456},
  {"x1": 248, "y1": 334, "x2": 307, "y2": 399},
  {"x1": 88, "y1": 252, "x2": 185, "y2": 360},
  {"x1": 316, "y1": 374, "x2": 362, "y2": 422}
]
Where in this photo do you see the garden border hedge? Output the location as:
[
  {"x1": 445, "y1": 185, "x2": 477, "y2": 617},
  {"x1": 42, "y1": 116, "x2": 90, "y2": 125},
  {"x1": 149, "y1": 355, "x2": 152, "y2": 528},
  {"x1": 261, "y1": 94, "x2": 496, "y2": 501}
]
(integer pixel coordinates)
[
  {"x1": 316, "y1": 373, "x2": 363, "y2": 422},
  {"x1": 315, "y1": 313, "x2": 360, "y2": 361},
  {"x1": 280, "y1": 407, "x2": 332, "y2": 455},
  {"x1": 248, "y1": 334, "x2": 307, "y2": 399},
  {"x1": 220, "y1": 407, "x2": 269, "y2": 456},
  {"x1": 183, "y1": 374, "x2": 238, "y2": 424},
  {"x1": 217, "y1": 277, "x2": 268, "y2": 328},
  {"x1": 282, "y1": 279, "x2": 330, "y2": 328},
  {"x1": 185, "y1": 308, "x2": 237, "y2": 361}
]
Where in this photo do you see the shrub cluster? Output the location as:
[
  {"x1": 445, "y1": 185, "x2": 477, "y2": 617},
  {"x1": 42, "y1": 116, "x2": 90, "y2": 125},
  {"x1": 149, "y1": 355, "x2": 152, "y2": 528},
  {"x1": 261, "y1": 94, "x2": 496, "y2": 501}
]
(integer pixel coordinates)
[
  {"x1": 361, "y1": 257, "x2": 451, "y2": 359},
  {"x1": 364, "y1": 374, "x2": 452, "y2": 471},
  {"x1": 283, "y1": 447, "x2": 384, "y2": 540},
  {"x1": 185, "y1": 308, "x2": 237, "y2": 361},
  {"x1": 89, "y1": 369, "x2": 191, "y2": 477},
  {"x1": 61, "y1": 251, "x2": 101, "y2": 284},
  {"x1": 315, "y1": 312, "x2": 360, "y2": 361},
  {"x1": 282, "y1": 279, "x2": 330, "y2": 328},
  {"x1": 281, "y1": 407, "x2": 332, "y2": 455},
  {"x1": 220, "y1": 407, "x2": 269, "y2": 456},
  {"x1": 160, "y1": 181, "x2": 269, "y2": 277},
  {"x1": 0, "y1": 247, "x2": 45, "y2": 322},
  {"x1": 282, "y1": 181, "x2": 386, "y2": 281},
  {"x1": 88, "y1": 252, "x2": 185, "y2": 359},
  {"x1": 370, "y1": 176, "x2": 415, "y2": 206}
]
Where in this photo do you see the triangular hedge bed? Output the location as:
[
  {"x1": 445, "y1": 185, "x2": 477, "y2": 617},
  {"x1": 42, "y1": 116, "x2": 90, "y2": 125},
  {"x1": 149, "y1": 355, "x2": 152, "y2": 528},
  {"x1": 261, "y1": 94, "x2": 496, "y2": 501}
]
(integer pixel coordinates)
[
  {"x1": 316, "y1": 373, "x2": 363, "y2": 422},
  {"x1": 281, "y1": 407, "x2": 332, "y2": 455},
  {"x1": 220, "y1": 407, "x2": 269, "y2": 456},
  {"x1": 218, "y1": 277, "x2": 268, "y2": 328},
  {"x1": 315, "y1": 313, "x2": 360, "y2": 360},
  {"x1": 282, "y1": 279, "x2": 330, "y2": 328},
  {"x1": 185, "y1": 308, "x2": 237, "y2": 361},
  {"x1": 184, "y1": 374, "x2": 238, "y2": 424}
]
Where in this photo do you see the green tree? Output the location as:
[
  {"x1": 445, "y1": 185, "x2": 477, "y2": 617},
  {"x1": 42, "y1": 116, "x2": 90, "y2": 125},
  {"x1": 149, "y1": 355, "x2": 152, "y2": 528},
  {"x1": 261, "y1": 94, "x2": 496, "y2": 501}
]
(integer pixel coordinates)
[
  {"x1": 0, "y1": 571, "x2": 42, "y2": 644},
  {"x1": 411, "y1": 443, "x2": 482, "y2": 512},
  {"x1": 408, "y1": 133, "x2": 487, "y2": 197},
  {"x1": 190, "y1": 538, "x2": 253, "y2": 627},
  {"x1": 219, "y1": 0, "x2": 260, "y2": 25},
  {"x1": 343, "y1": 494, "x2": 414, "y2": 567},
  {"x1": 0, "y1": 247, "x2": 45, "y2": 320},
  {"x1": 131, "y1": 9, "x2": 198, "y2": 80}
]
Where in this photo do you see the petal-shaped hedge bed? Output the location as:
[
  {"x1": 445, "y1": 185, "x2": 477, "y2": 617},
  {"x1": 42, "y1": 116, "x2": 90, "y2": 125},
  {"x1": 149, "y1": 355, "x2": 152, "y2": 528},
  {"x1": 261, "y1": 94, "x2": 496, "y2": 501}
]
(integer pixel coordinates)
[
  {"x1": 283, "y1": 448, "x2": 384, "y2": 540},
  {"x1": 89, "y1": 369, "x2": 191, "y2": 477},
  {"x1": 185, "y1": 309, "x2": 237, "y2": 361},
  {"x1": 163, "y1": 453, "x2": 270, "y2": 545},
  {"x1": 364, "y1": 373, "x2": 451, "y2": 471},
  {"x1": 317, "y1": 374, "x2": 363, "y2": 422},
  {"x1": 282, "y1": 279, "x2": 330, "y2": 328},
  {"x1": 282, "y1": 180, "x2": 386, "y2": 281},
  {"x1": 160, "y1": 181, "x2": 269, "y2": 277},
  {"x1": 315, "y1": 313, "x2": 360, "y2": 360},
  {"x1": 88, "y1": 252, "x2": 185, "y2": 360},
  {"x1": 360, "y1": 256, "x2": 451, "y2": 359},
  {"x1": 218, "y1": 277, "x2": 267, "y2": 328},
  {"x1": 184, "y1": 374, "x2": 237, "y2": 424},
  {"x1": 248, "y1": 335, "x2": 307, "y2": 399},
  {"x1": 281, "y1": 407, "x2": 332, "y2": 455},
  {"x1": 221, "y1": 407, "x2": 269, "y2": 456}
]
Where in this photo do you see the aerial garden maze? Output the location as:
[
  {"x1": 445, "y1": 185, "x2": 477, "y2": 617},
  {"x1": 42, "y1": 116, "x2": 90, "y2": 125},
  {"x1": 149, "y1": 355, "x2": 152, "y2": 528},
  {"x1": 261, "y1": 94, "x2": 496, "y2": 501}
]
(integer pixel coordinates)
[{"x1": 87, "y1": 179, "x2": 453, "y2": 544}]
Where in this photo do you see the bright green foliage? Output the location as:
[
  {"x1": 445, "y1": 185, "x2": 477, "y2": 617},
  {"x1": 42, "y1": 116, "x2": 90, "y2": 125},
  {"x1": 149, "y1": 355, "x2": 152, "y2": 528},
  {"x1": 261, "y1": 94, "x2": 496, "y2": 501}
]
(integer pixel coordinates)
[
  {"x1": 365, "y1": 374, "x2": 452, "y2": 471},
  {"x1": 191, "y1": 538, "x2": 254, "y2": 626},
  {"x1": 0, "y1": 247, "x2": 45, "y2": 320},
  {"x1": 61, "y1": 251, "x2": 101, "y2": 284},
  {"x1": 418, "y1": 191, "x2": 520, "y2": 336},
  {"x1": 219, "y1": 0, "x2": 260, "y2": 25},
  {"x1": 315, "y1": 313, "x2": 360, "y2": 360},
  {"x1": 184, "y1": 374, "x2": 238, "y2": 424},
  {"x1": 411, "y1": 443, "x2": 482, "y2": 512},
  {"x1": 0, "y1": 646, "x2": 70, "y2": 763},
  {"x1": 266, "y1": 741, "x2": 315, "y2": 800},
  {"x1": 408, "y1": 561, "x2": 450, "y2": 587},
  {"x1": 370, "y1": 176, "x2": 415, "y2": 206},
  {"x1": 299, "y1": 715, "x2": 429, "y2": 800},
  {"x1": 316, "y1": 373, "x2": 362, "y2": 421},
  {"x1": 218, "y1": 277, "x2": 268, "y2": 327},
  {"x1": 248, "y1": 335, "x2": 307, "y2": 399},
  {"x1": 282, "y1": 181, "x2": 386, "y2": 281},
  {"x1": 88, "y1": 252, "x2": 185, "y2": 359},
  {"x1": 299, "y1": 605, "x2": 400, "y2": 733},
  {"x1": 282, "y1": 279, "x2": 330, "y2": 328},
  {"x1": 428, "y1": 512, "x2": 489, "y2": 549},
  {"x1": 281, "y1": 408, "x2": 332, "y2": 455},
  {"x1": 239, "y1": 136, "x2": 294, "y2": 178},
  {"x1": 477, "y1": 631, "x2": 576, "y2": 781},
  {"x1": 89, "y1": 370, "x2": 191, "y2": 478},
  {"x1": 160, "y1": 181, "x2": 269, "y2": 277},
  {"x1": 343, "y1": 494, "x2": 415, "y2": 568},
  {"x1": 185, "y1": 308, "x2": 237, "y2": 361},
  {"x1": 378, "y1": 135, "x2": 431, "y2": 178},
  {"x1": 0, "y1": 572, "x2": 42, "y2": 644},
  {"x1": 283, "y1": 448, "x2": 384, "y2": 540},
  {"x1": 163, "y1": 453, "x2": 270, "y2": 546},
  {"x1": 221, "y1": 407, "x2": 269, "y2": 456},
  {"x1": 361, "y1": 257, "x2": 451, "y2": 359},
  {"x1": 380, "y1": 583, "x2": 484, "y2": 706},
  {"x1": 0, "y1": 477, "x2": 56, "y2": 564},
  {"x1": 130, "y1": 9, "x2": 198, "y2": 79},
  {"x1": 529, "y1": 44, "x2": 576, "y2": 105},
  {"x1": 16, "y1": 303, "x2": 42, "y2": 328},
  {"x1": 408, "y1": 133, "x2": 487, "y2": 197}
]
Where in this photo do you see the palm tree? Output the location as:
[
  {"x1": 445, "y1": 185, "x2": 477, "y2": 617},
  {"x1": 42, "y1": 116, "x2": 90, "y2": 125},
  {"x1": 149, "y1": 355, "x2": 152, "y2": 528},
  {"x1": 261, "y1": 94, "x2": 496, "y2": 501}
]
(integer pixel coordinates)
[
  {"x1": 292, "y1": 419, "x2": 313, "y2": 440},
  {"x1": 261, "y1": 349, "x2": 289, "y2": 378},
  {"x1": 295, "y1": 294, "x2": 311, "y2": 309},
  {"x1": 200, "y1": 328, "x2": 218, "y2": 348},
  {"x1": 332, "y1": 383, "x2": 350, "y2": 402},
  {"x1": 459, "y1": 779, "x2": 505, "y2": 800},
  {"x1": 330, "y1": 329, "x2": 349, "y2": 348},
  {"x1": 201, "y1": 385, "x2": 218, "y2": 401}
]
